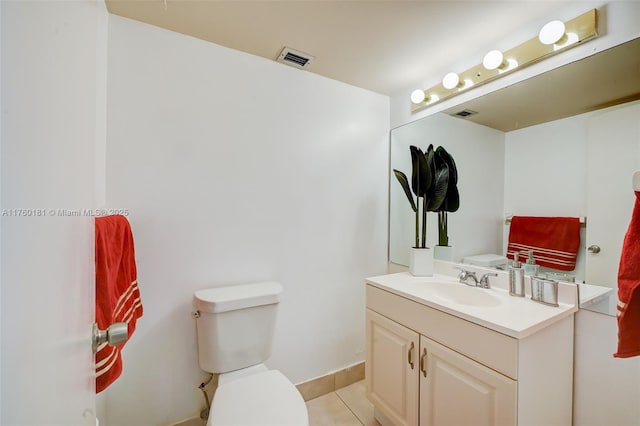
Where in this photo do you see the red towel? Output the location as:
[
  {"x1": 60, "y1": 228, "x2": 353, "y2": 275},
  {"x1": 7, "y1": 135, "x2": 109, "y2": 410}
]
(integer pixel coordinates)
[
  {"x1": 95, "y1": 215, "x2": 143, "y2": 392},
  {"x1": 506, "y1": 216, "x2": 581, "y2": 271},
  {"x1": 615, "y1": 191, "x2": 640, "y2": 358}
]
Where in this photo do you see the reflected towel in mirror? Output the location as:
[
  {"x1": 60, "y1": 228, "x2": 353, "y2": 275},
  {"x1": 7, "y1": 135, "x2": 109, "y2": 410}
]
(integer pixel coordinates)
[{"x1": 506, "y1": 216, "x2": 580, "y2": 271}]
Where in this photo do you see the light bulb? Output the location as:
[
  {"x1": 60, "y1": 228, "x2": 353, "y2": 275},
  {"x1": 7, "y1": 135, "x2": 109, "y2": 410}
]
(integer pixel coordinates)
[
  {"x1": 410, "y1": 89, "x2": 426, "y2": 104},
  {"x1": 483, "y1": 50, "x2": 505, "y2": 70},
  {"x1": 539, "y1": 20, "x2": 566, "y2": 45},
  {"x1": 442, "y1": 72, "x2": 460, "y2": 90}
]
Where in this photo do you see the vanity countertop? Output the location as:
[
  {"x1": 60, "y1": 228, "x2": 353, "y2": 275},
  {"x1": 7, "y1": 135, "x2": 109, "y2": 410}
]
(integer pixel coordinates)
[
  {"x1": 578, "y1": 282, "x2": 616, "y2": 315},
  {"x1": 366, "y1": 271, "x2": 578, "y2": 339},
  {"x1": 579, "y1": 282, "x2": 614, "y2": 306}
]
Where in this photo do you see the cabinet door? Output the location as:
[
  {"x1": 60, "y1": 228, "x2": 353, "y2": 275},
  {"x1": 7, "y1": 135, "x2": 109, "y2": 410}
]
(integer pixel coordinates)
[
  {"x1": 419, "y1": 335, "x2": 517, "y2": 426},
  {"x1": 366, "y1": 309, "x2": 419, "y2": 426}
]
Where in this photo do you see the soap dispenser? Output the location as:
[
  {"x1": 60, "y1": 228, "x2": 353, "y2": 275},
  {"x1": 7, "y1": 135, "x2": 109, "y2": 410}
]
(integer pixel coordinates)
[
  {"x1": 523, "y1": 250, "x2": 539, "y2": 276},
  {"x1": 509, "y1": 253, "x2": 525, "y2": 297}
]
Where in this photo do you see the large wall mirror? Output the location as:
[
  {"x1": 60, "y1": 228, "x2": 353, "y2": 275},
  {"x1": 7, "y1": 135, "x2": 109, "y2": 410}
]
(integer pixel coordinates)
[{"x1": 390, "y1": 37, "x2": 640, "y2": 315}]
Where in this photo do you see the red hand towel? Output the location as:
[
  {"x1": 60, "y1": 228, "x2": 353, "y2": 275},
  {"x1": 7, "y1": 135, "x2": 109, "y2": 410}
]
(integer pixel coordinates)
[
  {"x1": 506, "y1": 216, "x2": 581, "y2": 271},
  {"x1": 95, "y1": 215, "x2": 143, "y2": 392},
  {"x1": 615, "y1": 191, "x2": 640, "y2": 358}
]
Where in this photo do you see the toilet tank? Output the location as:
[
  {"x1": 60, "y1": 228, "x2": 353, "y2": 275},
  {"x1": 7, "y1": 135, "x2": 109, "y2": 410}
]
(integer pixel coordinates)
[{"x1": 193, "y1": 282, "x2": 283, "y2": 374}]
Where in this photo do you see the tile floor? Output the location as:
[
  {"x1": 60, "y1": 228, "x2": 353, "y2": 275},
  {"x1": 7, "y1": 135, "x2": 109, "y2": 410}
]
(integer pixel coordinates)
[{"x1": 306, "y1": 380, "x2": 381, "y2": 426}]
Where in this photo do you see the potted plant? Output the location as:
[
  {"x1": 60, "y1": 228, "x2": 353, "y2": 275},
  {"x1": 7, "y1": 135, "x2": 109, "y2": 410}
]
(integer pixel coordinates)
[
  {"x1": 393, "y1": 144, "x2": 449, "y2": 276},
  {"x1": 435, "y1": 146, "x2": 460, "y2": 261}
]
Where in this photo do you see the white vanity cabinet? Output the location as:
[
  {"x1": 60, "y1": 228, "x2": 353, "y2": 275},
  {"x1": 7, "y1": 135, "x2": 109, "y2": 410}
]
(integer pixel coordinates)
[
  {"x1": 420, "y1": 334, "x2": 517, "y2": 426},
  {"x1": 365, "y1": 281, "x2": 575, "y2": 426},
  {"x1": 366, "y1": 308, "x2": 419, "y2": 426},
  {"x1": 366, "y1": 309, "x2": 516, "y2": 426}
]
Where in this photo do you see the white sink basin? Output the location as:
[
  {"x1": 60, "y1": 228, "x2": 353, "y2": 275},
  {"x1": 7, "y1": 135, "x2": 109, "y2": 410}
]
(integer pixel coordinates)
[
  {"x1": 430, "y1": 282, "x2": 502, "y2": 307},
  {"x1": 366, "y1": 272, "x2": 579, "y2": 339}
]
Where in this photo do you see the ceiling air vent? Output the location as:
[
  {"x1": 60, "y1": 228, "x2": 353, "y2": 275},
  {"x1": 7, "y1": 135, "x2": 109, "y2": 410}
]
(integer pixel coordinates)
[
  {"x1": 452, "y1": 109, "x2": 478, "y2": 118},
  {"x1": 277, "y1": 47, "x2": 314, "y2": 70}
]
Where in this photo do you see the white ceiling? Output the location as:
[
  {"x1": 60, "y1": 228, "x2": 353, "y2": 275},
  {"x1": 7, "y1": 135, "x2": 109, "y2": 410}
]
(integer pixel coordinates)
[{"x1": 105, "y1": 0, "x2": 575, "y2": 96}]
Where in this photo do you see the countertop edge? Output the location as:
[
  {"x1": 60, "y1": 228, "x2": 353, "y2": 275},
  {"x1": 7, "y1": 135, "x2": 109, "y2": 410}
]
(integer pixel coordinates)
[{"x1": 365, "y1": 274, "x2": 578, "y2": 340}]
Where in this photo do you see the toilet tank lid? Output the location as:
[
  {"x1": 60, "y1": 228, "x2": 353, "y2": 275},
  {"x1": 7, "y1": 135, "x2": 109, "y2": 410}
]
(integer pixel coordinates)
[{"x1": 194, "y1": 282, "x2": 283, "y2": 313}]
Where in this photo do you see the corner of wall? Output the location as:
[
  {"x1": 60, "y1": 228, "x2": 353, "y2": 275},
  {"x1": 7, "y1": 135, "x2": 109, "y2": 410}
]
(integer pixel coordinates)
[
  {"x1": 95, "y1": 0, "x2": 108, "y2": 208},
  {"x1": 0, "y1": 1, "x2": 4, "y2": 422}
]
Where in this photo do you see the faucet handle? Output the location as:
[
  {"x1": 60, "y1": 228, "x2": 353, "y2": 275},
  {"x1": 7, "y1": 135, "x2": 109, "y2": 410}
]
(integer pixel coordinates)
[
  {"x1": 456, "y1": 268, "x2": 479, "y2": 286},
  {"x1": 454, "y1": 266, "x2": 474, "y2": 274},
  {"x1": 456, "y1": 268, "x2": 476, "y2": 278},
  {"x1": 479, "y1": 272, "x2": 498, "y2": 288}
]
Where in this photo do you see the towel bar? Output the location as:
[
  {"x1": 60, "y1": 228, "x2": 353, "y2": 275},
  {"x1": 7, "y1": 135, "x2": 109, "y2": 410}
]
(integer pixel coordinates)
[{"x1": 504, "y1": 215, "x2": 586, "y2": 226}]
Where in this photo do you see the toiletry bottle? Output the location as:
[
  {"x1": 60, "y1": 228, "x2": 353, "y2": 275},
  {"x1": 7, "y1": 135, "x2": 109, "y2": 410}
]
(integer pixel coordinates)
[
  {"x1": 509, "y1": 253, "x2": 525, "y2": 297},
  {"x1": 523, "y1": 250, "x2": 539, "y2": 276}
]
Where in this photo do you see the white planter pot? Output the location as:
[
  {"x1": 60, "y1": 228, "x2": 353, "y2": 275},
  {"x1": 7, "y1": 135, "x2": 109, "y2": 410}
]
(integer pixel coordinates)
[
  {"x1": 434, "y1": 245, "x2": 454, "y2": 262},
  {"x1": 409, "y1": 247, "x2": 434, "y2": 277}
]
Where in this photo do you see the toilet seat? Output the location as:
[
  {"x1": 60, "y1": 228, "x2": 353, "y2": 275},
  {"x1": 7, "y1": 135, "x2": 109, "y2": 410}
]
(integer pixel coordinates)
[{"x1": 209, "y1": 369, "x2": 309, "y2": 426}]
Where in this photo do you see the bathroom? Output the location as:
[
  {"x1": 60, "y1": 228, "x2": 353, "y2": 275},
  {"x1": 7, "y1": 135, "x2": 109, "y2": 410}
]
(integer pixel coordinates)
[{"x1": 1, "y1": 1, "x2": 639, "y2": 426}]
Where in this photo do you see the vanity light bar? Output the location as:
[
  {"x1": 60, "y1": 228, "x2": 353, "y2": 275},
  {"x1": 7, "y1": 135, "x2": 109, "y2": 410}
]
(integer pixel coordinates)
[{"x1": 411, "y1": 9, "x2": 598, "y2": 113}]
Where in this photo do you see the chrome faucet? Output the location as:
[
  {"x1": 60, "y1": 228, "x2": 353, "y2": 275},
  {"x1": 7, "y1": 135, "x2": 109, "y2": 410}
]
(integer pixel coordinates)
[
  {"x1": 479, "y1": 273, "x2": 498, "y2": 289},
  {"x1": 457, "y1": 269, "x2": 478, "y2": 286},
  {"x1": 457, "y1": 269, "x2": 497, "y2": 289}
]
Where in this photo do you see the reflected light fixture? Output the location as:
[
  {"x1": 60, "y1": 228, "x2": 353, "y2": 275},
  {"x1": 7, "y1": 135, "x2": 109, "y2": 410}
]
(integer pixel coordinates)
[
  {"x1": 442, "y1": 72, "x2": 461, "y2": 90},
  {"x1": 410, "y1": 89, "x2": 426, "y2": 104},
  {"x1": 410, "y1": 9, "x2": 598, "y2": 113},
  {"x1": 554, "y1": 32, "x2": 579, "y2": 50},
  {"x1": 482, "y1": 50, "x2": 506, "y2": 70},
  {"x1": 539, "y1": 20, "x2": 566, "y2": 45}
]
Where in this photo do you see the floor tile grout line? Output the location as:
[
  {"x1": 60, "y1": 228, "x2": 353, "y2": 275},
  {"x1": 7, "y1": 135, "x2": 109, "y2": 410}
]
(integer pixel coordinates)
[{"x1": 334, "y1": 390, "x2": 365, "y2": 426}]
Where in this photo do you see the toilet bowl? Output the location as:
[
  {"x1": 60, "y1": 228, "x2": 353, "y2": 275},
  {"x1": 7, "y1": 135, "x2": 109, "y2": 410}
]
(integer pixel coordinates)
[
  {"x1": 209, "y1": 365, "x2": 307, "y2": 426},
  {"x1": 193, "y1": 282, "x2": 309, "y2": 426}
]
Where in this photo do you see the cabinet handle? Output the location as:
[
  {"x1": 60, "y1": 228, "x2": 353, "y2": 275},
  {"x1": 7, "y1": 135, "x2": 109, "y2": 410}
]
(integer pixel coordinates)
[
  {"x1": 408, "y1": 341, "x2": 415, "y2": 369},
  {"x1": 420, "y1": 348, "x2": 427, "y2": 378}
]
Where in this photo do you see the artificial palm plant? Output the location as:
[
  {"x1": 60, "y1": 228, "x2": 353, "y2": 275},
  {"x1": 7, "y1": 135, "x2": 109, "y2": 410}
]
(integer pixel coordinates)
[
  {"x1": 434, "y1": 146, "x2": 460, "y2": 246},
  {"x1": 393, "y1": 144, "x2": 450, "y2": 249}
]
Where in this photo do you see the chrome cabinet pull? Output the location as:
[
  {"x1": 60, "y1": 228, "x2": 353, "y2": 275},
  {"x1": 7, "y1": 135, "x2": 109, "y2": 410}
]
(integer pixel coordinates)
[
  {"x1": 420, "y1": 348, "x2": 428, "y2": 378},
  {"x1": 408, "y1": 341, "x2": 415, "y2": 369},
  {"x1": 587, "y1": 245, "x2": 601, "y2": 253}
]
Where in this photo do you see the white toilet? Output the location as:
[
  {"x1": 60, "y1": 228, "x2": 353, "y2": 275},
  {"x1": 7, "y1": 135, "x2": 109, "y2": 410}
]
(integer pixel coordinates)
[{"x1": 193, "y1": 281, "x2": 309, "y2": 426}]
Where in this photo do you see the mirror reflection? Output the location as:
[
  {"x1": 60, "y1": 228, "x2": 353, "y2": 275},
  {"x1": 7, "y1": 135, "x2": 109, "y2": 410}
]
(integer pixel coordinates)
[{"x1": 390, "y1": 38, "x2": 640, "y2": 316}]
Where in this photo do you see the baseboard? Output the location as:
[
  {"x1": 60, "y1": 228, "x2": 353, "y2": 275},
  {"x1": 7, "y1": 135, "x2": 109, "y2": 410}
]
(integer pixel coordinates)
[
  {"x1": 374, "y1": 407, "x2": 394, "y2": 426},
  {"x1": 295, "y1": 361, "x2": 365, "y2": 401}
]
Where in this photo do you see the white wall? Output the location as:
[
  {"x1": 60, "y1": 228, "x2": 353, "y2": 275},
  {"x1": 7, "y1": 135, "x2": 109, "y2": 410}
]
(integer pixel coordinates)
[
  {"x1": 390, "y1": 114, "x2": 505, "y2": 265},
  {"x1": 104, "y1": 15, "x2": 389, "y2": 426},
  {"x1": 504, "y1": 115, "x2": 588, "y2": 217},
  {"x1": 1, "y1": 1, "x2": 106, "y2": 424}
]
